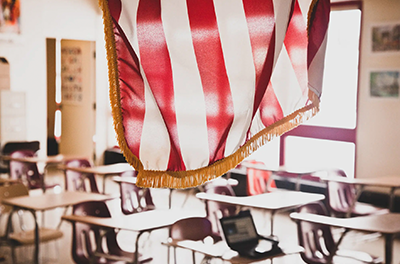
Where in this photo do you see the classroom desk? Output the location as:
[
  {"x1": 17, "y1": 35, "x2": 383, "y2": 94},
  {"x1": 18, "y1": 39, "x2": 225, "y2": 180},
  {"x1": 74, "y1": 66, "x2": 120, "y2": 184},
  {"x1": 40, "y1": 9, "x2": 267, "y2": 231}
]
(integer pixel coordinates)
[
  {"x1": 196, "y1": 191, "x2": 325, "y2": 236},
  {"x1": 59, "y1": 162, "x2": 134, "y2": 194},
  {"x1": 165, "y1": 239, "x2": 303, "y2": 264},
  {"x1": 318, "y1": 175, "x2": 400, "y2": 212},
  {"x1": 2, "y1": 191, "x2": 111, "y2": 264},
  {"x1": 112, "y1": 176, "x2": 239, "y2": 209},
  {"x1": 240, "y1": 161, "x2": 318, "y2": 192},
  {"x1": 2, "y1": 154, "x2": 84, "y2": 192},
  {"x1": 1, "y1": 153, "x2": 68, "y2": 164},
  {"x1": 62, "y1": 209, "x2": 205, "y2": 264},
  {"x1": 290, "y1": 212, "x2": 400, "y2": 264}
]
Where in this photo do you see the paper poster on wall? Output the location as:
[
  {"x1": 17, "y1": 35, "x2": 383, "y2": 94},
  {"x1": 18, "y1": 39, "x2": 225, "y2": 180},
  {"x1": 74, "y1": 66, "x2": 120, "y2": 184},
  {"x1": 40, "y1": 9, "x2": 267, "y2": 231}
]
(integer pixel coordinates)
[
  {"x1": 61, "y1": 46, "x2": 83, "y2": 105},
  {"x1": 370, "y1": 70, "x2": 400, "y2": 98},
  {"x1": 0, "y1": 0, "x2": 20, "y2": 34},
  {"x1": 371, "y1": 22, "x2": 400, "y2": 53}
]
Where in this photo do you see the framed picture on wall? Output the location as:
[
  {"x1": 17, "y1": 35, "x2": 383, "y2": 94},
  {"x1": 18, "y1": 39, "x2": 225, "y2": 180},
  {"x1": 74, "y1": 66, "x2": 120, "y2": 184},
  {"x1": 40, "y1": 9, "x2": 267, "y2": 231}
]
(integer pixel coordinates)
[
  {"x1": 371, "y1": 22, "x2": 400, "y2": 53},
  {"x1": 369, "y1": 69, "x2": 400, "y2": 98},
  {"x1": 0, "y1": 0, "x2": 21, "y2": 42}
]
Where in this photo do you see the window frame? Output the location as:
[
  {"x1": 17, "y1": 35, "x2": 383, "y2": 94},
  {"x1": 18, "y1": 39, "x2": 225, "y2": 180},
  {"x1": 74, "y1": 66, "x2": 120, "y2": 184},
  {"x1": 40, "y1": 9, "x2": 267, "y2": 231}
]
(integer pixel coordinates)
[{"x1": 279, "y1": 1, "x2": 363, "y2": 177}]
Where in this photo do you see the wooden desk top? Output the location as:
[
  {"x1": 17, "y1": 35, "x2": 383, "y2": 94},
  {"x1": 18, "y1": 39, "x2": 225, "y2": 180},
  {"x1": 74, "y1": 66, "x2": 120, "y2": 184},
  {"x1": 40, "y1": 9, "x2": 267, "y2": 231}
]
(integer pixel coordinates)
[
  {"x1": 1, "y1": 154, "x2": 86, "y2": 164},
  {"x1": 2, "y1": 191, "x2": 111, "y2": 211},
  {"x1": 59, "y1": 163, "x2": 134, "y2": 175},
  {"x1": 112, "y1": 176, "x2": 137, "y2": 185},
  {"x1": 290, "y1": 212, "x2": 400, "y2": 234},
  {"x1": 240, "y1": 161, "x2": 318, "y2": 175},
  {"x1": 196, "y1": 191, "x2": 325, "y2": 211},
  {"x1": 62, "y1": 209, "x2": 205, "y2": 232},
  {"x1": 318, "y1": 175, "x2": 400, "y2": 188}
]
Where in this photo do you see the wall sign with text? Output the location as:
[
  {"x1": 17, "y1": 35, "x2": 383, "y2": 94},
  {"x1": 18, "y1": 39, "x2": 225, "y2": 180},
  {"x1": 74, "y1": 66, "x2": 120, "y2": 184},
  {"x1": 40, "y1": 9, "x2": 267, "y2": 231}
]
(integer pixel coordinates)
[{"x1": 61, "y1": 46, "x2": 83, "y2": 105}]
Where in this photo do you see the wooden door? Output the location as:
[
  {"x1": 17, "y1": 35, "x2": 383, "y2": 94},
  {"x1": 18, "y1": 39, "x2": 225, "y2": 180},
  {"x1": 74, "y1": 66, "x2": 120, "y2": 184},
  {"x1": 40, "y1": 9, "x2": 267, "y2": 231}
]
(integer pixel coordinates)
[{"x1": 59, "y1": 40, "x2": 96, "y2": 159}]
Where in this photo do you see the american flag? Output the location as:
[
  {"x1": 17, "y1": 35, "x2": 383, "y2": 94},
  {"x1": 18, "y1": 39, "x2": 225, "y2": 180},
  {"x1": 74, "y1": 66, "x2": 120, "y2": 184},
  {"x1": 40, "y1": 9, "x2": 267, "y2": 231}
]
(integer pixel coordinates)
[{"x1": 99, "y1": 0, "x2": 330, "y2": 188}]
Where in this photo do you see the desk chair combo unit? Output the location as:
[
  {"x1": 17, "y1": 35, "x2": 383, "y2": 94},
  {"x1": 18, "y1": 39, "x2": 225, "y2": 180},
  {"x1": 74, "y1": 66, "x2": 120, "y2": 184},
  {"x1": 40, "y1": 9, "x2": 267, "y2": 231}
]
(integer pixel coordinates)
[
  {"x1": 323, "y1": 169, "x2": 389, "y2": 218},
  {"x1": 166, "y1": 184, "x2": 240, "y2": 264},
  {"x1": 117, "y1": 170, "x2": 156, "y2": 215},
  {"x1": 165, "y1": 210, "x2": 302, "y2": 264},
  {"x1": 8, "y1": 150, "x2": 60, "y2": 192},
  {"x1": 0, "y1": 141, "x2": 40, "y2": 175},
  {"x1": 167, "y1": 217, "x2": 219, "y2": 264},
  {"x1": 203, "y1": 184, "x2": 239, "y2": 241},
  {"x1": 70, "y1": 200, "x2": 152, "y2": 264},
  {"x1": 292, "y1": 202, "x2": 384, "y2": 264},
  {"x1": 63, "y1": 158, "x2": 100, "y2": 193},
  {"x1": 0, "y1": 182, "x2": 63, "y2": 264}
]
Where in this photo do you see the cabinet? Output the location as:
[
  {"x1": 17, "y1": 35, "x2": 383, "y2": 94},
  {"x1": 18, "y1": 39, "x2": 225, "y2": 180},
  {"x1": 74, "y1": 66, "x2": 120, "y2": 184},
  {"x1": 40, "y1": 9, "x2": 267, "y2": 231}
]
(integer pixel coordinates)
[{"x1": 0, "y1": 91, "x2": 26, "y2": 145}]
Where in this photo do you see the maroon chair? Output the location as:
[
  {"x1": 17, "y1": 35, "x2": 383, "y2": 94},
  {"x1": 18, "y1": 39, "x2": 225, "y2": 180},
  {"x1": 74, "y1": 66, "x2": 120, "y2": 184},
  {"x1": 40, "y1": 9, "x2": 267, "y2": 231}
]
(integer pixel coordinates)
[
  {"x1": 203, "y1": 185, "x2": 238, "y2": 241},
  {"x1": 168, "y1": 217, "x2": 218, "y2": 264},
  {"x1": 64, "y1": 158, "x2": 100, "y2": 193},
  {"x1": 8, "y1": 150, "x2": 59, "y2": 191},
  {"x1": 295, "y1": 202, "x2": 382, "y2": 264},
  {"x1": 71, "y1": 200, "x2": 152, "y2": 264},
  {"x1": 0, "y1": 141, "x2": 40, "y2": 174},
  {"x1": 118, "y1": 170, "x2": 155, "y2": 215},
  {"x1": 325, "y1": 169, "x2": 388, "y2": 217}
]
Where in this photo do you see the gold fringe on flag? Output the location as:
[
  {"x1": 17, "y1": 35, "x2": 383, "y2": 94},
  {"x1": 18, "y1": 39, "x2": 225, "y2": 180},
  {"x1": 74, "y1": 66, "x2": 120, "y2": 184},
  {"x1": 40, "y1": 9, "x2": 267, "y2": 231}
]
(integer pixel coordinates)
[{"x1": 99, "y1": 0, "x2": 322, "y2": 189}]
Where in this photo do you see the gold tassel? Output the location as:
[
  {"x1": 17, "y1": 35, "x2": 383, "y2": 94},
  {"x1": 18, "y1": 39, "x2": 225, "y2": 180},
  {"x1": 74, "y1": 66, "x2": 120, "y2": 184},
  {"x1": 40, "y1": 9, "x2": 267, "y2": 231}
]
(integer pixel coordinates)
[{"x1": 135, "y1": 100, "x2": 319, "y2": 189}]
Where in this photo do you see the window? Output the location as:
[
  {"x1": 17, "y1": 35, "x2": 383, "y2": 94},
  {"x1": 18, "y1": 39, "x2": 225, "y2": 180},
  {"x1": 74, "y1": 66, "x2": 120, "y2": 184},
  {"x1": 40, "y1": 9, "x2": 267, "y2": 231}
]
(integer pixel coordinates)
[{"x1": 279, "y1": 2, "x2": 362, "y2": 178}]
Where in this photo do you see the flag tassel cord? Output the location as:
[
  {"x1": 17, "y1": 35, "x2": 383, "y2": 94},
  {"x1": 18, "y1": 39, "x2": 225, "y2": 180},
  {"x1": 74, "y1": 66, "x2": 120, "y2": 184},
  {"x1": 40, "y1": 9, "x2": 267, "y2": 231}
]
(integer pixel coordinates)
[{"x1": 99, "y1": 0, "x2": 322, "y2": 189}]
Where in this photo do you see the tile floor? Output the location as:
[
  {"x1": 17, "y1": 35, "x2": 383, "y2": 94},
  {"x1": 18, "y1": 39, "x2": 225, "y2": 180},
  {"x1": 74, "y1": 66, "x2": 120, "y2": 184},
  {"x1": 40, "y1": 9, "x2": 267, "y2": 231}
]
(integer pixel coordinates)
[{"x1": 0, "y1": 169, "x2": 399, "y2": 264}]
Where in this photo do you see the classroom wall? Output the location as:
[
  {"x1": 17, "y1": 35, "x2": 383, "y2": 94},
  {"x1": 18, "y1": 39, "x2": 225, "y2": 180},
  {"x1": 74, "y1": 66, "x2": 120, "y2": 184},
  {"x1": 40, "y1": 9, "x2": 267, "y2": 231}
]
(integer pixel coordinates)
[
  {"x1": 357, "y1": 0, "x2": 400, "y2": 179},
  {"x1": 0, "y1": 0, "x2": 109, "y2": 163}
]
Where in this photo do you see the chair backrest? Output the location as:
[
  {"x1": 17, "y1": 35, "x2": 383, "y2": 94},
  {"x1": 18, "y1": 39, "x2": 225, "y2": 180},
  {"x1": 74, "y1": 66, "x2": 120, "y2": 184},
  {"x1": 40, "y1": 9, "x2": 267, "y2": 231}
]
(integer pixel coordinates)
[
  {"x1": 203, "y1": 185, "x2": 237, "y2": 239},
  {"x1": 8, "y1": 150, "x2": 42, "y2": 190},
  {"x1": 0, "y1": 141, "x2": 40, "y2": 174},
  {"x1": 64, "y1": 159, "x2": 100, "y2": 193},
  {"x1": 169, "y1": 217, "x2": 214, "y2": 242},
  {"x1": 118, "y1": 170, "x2": 155, "y2": 215},
  {"x1": 325, "y1": 169, "x2": 355, "y2": 216},
  {"x1": 2, "y1": 141, "x2": 40, "y2": 156},
  {"x1": 71, "y1": 201, "x2": 124, "y2": 264},
  {"x1": 296, "y1": 202, "x2": 335, "y2": 264},
  {"x1": 245, "y1": 160, "x2": 275, "y2": 195},
  {"x1": 0, "y1": 183, "x2": 29, "y2": 214}
]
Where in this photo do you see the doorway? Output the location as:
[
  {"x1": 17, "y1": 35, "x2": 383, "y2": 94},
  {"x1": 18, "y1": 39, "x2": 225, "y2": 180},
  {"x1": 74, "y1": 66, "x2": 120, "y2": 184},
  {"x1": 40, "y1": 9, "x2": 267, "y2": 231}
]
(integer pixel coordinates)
[{"x1": 46, "y1": 38, "x2": 96, "y2": 160}]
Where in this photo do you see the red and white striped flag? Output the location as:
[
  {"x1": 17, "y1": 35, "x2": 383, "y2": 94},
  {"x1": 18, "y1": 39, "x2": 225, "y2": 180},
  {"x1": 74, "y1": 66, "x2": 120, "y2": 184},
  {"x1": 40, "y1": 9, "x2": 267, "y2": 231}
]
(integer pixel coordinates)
[{"x1": 99, "y1": 0, "x2": 330, "y2": 188}]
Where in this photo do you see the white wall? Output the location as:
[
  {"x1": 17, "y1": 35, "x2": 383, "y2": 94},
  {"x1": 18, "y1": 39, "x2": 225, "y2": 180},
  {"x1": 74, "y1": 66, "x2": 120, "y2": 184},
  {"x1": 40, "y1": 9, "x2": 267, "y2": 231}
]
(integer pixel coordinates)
[
  {"x1": 0, "y1": 0, "x2": 109, "y2": 163},
  {"x1": 357, "y1": 0, "x2": 400, "y2": 178}
]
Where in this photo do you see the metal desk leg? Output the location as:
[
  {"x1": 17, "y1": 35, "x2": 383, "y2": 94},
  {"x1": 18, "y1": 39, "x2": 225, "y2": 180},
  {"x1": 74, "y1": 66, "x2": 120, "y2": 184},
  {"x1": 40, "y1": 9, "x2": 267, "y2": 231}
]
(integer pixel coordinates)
[
  {"x1": 389, "y1": 187, "x2": 395, "y2": 212},
  {"x1": 346, "y1": 185, "x2": 365, "y2": 218},
  {"x1": 32, "y1": 210, "x2": 40, "y2": 264},
  {"x1": 270, "y1": 210, "x2": 276, "y2": 237},
  {"x1": 6, "y1": 208, "x2": 40, "y2": 264},
  {"x1": 384, "y1": 234, "x2": 394, "y2": 264}
]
